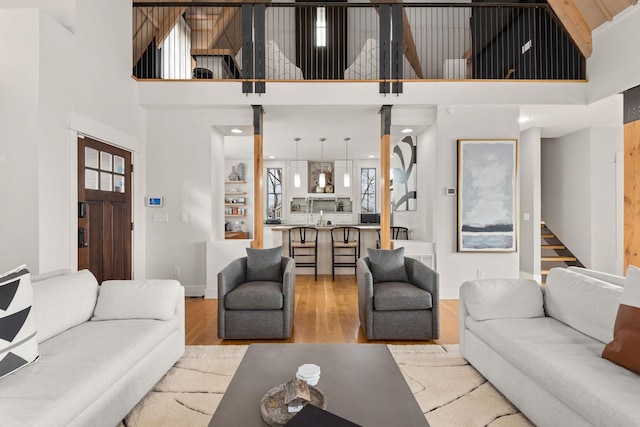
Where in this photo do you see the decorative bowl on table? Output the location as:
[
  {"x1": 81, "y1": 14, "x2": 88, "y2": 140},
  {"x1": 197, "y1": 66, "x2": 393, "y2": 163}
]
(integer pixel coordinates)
[{"x1": 260, "y1": 383, "x2": 327, "y2": 427}]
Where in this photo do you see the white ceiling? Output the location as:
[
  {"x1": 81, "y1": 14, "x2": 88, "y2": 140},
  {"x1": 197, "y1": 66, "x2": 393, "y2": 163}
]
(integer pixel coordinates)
[{"x1": 221, "y1": 94, "x2": 622, "y2": 160}]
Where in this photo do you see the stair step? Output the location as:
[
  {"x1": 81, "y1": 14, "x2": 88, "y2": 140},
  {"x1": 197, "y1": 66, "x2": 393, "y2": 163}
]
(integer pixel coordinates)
[
  {"x1": 542, "y1": 244, "x2": 565, "y2": 249},
  {"x1": 541, "y1": 256, "x2": 577, "y2": 262},
  {"x1": 541, "y1": 234, "x2": 555, "y2": 239},
  {"x1": 542, "y1": 269, "x2": 550, "y2": 275}
]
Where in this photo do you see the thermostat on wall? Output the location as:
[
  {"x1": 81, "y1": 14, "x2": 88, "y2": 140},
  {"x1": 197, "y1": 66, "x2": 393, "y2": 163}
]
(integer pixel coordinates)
[{"x1": 146, "y1": 196, "x2": 164, "y2": 207}]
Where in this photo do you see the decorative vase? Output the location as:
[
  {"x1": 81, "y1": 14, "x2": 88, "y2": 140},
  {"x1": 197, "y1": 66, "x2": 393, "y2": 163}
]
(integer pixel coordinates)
[
  {"x1": 237, "y1": 163, "x2": 245, "y2": 181},
  {"x1": 228, "y1": 165, "x2": 239, "y2": 181}
]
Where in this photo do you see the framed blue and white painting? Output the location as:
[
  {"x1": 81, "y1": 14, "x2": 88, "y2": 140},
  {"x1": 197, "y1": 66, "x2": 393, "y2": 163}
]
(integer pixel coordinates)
[{"x1": 457, "y1": 139, "x2": 518, "y2": 252}]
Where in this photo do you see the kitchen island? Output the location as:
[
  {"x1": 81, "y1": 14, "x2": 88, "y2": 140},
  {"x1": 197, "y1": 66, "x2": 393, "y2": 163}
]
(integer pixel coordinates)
[{"x1": 271, "y1": 225, "x2": 380, "y2": 276}]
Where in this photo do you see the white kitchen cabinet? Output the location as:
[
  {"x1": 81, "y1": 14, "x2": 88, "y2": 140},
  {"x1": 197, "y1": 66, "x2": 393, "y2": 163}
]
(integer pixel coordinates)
[
  {"x1": 334, "y1": 160, "x2": 352, "y2": 197},
  {"x1": 290, "y1": 160, "x2": 308, "y2": 197}
]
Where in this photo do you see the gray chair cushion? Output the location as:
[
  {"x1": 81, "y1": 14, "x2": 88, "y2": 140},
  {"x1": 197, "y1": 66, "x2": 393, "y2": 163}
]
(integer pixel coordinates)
[
  {"x1": 367, "y1": 247, "x2": 409, "y2": 283},
  {"x1": 225, "y1": 281, "x2": 283, "y2": 310},
  {"x1": 246, "y1": 246, "x2": 283, "y2": 282},
  {"x1": 374, "y1": 282, "x2": 433, "y2": 311}
]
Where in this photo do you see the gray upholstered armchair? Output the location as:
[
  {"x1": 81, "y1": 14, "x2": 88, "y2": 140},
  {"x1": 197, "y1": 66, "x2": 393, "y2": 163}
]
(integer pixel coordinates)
[
  {"x1": 218, "y1": 247, "x2": 295, "y2": 339},
  {"x1": 356, "y1": 249, "x2": 439, "y2": 340}
]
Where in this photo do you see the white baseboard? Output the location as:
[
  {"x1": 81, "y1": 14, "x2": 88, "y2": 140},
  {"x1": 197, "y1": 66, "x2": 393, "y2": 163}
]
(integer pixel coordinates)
[
  {"x1": 440, "y1": 287, "x2": 460, "y2": 300},
  {"x1": 184, "y1": 285, "x2": 205, "y2": 298}
]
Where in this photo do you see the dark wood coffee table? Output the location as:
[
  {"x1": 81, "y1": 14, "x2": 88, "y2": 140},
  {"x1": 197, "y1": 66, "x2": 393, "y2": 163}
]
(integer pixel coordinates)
[{"x1": 209, "y1": 343, "x2": 429, "y2": 427}]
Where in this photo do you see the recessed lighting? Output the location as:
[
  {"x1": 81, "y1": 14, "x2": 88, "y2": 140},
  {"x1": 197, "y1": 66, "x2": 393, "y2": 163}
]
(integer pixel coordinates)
[
  {"x1": 230, "y1": 128, "x2": 243, "y2": 134},
  {"x1": 368, "y1": 155, "x2": 375, "y2": 158},
  {"x1": 518, "y1": 116, "x2": 532, "y2": 123},
  {"x1": 401, "y1": 128, "x2": 413, "y2": 133},
  {"x1": 268, "y1": 155, "x2": 276, "y2": 159}
]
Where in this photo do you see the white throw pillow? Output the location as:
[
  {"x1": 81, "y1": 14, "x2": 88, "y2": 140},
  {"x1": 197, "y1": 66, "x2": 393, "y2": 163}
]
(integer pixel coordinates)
[
  {"x1": 32, "y1": 269, "x2": 99, "y2": 343},
  {"x1": 92, "y1": 279, "x2": 181, "y2": 321},
  {"x1": 0, "y1": 265, "x2": 39, "y2": 379},
  {"x1": 545, "y1": 268, "x2": 622, "y2": 343},
  {"x1": 461, "y1": 279, "x2": 544, "y2": 321}
]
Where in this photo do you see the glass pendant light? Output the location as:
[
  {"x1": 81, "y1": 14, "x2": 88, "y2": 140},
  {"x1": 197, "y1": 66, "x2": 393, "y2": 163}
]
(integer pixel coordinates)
[
  {"x1": 318, "y1": 138, "x2": 326, "y2": 188},
  {"x1": 294, "y1": 138, "x2": 301, "y2": 188},
  {"x1": 343, "y1": 137, "x2": 351, "y2": 187}
]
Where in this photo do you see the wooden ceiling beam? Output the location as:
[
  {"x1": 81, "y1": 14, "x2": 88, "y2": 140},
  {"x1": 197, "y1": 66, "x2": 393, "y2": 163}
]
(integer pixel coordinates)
[
  {"x1": 140, "y1": 7, "x2": 160, "y2": 29},
  {"x1": 401, "y1": 9, "x2": 423, "y2": 79},
  {"x1": 593, "y1": 0, "x2": 613, "y2": 21},
  {"x1": 155, "y1": 7, "x2": 187, "y2": 48},
  {"x1": 206, "y1": 7, "x2": 240, "y2": 50},
  {"x1": 547, "y1": 0, "x2": 593, "y2": 58}
]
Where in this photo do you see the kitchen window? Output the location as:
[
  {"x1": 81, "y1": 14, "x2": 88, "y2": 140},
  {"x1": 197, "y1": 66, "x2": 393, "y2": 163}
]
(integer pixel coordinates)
[
  {"x1": 361, "y1": 168, "x2": 376, "y2": 213},
  {"x1": 267, "y1": 168, "x2": 282, "y2": 219}
]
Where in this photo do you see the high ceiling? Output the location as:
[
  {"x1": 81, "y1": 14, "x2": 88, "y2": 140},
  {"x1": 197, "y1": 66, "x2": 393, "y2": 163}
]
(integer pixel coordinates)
[{"x1": 133, "y1": 0, "x2": 638, "y2": 62}]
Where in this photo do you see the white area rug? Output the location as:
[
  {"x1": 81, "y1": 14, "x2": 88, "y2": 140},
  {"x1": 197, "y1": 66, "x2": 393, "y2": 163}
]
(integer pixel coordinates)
[{"x1": 120, "y1": 344, "x2": 534, "y2": 427}]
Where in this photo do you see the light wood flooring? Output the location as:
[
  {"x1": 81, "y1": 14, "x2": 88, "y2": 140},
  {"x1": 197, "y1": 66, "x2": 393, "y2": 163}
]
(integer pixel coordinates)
[{"x1": 186, "y1": 274, "x2": 459, "y2": 345}]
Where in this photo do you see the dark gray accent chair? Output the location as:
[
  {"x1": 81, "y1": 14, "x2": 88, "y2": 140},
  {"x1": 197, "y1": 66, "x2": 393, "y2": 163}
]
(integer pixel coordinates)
[
  {"x1": 356, "y1": 255, "x2": 439, "y2": 340},
  {"x1": 218, "y1": 255, "x2": 295, "y2": 339}
]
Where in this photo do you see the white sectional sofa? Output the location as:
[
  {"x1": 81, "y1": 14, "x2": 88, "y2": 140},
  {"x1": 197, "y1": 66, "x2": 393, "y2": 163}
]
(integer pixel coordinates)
[
  {"x1": 0, "y1": 269, "x2": 185, "y2": 427},
  {"x1": 460, "y1": 267, "x2": 640, "y2": 427}
]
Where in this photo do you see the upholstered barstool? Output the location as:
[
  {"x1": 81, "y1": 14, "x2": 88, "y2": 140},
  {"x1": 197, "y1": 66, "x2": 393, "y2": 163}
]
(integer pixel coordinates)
[
  {"x1": 331, "y1": 226, "x2": 361, "y2": 279},
  {"x1": 289, "y1": 226, "x2": 318, "y2": 280}
]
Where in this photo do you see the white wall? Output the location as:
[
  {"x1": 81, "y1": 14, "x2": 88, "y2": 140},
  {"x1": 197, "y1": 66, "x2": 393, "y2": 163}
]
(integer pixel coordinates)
[
  {"x1": 519, "y1": 128, "x2": 541, "y2": 280},
  {"x1": 435, "y1": 105, "x2": 521, "y2": 299},
  {"x1": 590, "y1": 127, "x2": 623, "y2": 274},
  {"x1": 1, "y1": 1, "x2": 146, "y2": 276},
  {"x1": 145, "y1": 109, "x2": 214, "y2": 296},
  {"x1": 542, "y1": 130, "x2": 592, "y2": 266},
  {"x1": 541, "y1": 126, "x2": 622, "y2": 274},
  {"x1": 0, "y1": 9, "x2": 40, "y2": 273},
  {"x1": 588, "y1": 6, "x2": 640, "y2": 103}
]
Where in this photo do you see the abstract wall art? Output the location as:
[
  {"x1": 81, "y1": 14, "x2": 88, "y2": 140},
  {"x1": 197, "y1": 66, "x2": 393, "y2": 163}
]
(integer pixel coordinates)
[
  {"x1": 457, "y1": 139, "x2": 518, "y2": 252},
  {"x1": 391, "y1": 135, "x2": 417, "y2": 211}
]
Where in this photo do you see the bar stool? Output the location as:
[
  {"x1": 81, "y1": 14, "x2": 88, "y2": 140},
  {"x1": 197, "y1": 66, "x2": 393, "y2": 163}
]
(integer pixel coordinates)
[
  {"x1": 288, "y1": 226, "x2": 318, "y2": 280},
  {"x1": 376, "y1": 226, "x2": 409, "y2": 248},
  {"x1": 331, "y1": 226, "x2": 360, "y2": 279}
]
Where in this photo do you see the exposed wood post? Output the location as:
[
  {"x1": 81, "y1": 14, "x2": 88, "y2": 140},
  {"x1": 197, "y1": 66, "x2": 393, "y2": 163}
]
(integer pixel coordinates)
[
  {"x1": 380, "y1": 105, "x2": 392, "y2": 249},
  {"x1": 624, "y1": 86, "x2": 640, "y2": 270},
  {"x1": 253, "y1": 105, "x2": 265, "y2": 248}
]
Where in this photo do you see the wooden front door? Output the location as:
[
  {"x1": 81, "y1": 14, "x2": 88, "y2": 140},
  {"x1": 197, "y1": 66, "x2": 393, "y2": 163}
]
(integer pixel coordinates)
[{"x1": 78, "y1": 136, "x2": 132, "y2": 283}]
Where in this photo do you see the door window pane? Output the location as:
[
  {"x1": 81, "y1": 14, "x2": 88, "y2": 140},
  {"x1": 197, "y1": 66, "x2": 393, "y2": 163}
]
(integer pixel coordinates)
[
  {"x1": 100, "y1": 152, "x2": 113, "y2": 172},
  {"x1": 85, "y1": 169, "x2": 99, "y2": 190},
  {"x1": 114, "y1": 156, "x2": 125, "y2": 174},
  {"x1": 85, "y1": 147, "x2": 99, "y2": 169},
  {"x1": 100, "y1": 172, "x2": 113, "y2": 191},
  {"x1": 114, "y1": 175, "x2": 125, "y2": 193}
]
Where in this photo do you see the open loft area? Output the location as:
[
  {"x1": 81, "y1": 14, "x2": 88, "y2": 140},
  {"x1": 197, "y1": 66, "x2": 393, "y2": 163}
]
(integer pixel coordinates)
[{"x1": 131, "y1": 0, "x2": 639, "y2": 85}]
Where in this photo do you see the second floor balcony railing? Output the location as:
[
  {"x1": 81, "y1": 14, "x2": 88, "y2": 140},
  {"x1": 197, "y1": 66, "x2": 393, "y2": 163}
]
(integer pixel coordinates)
[{"x1": 133, "y1": 2, "x2": 586, "y2": 92}]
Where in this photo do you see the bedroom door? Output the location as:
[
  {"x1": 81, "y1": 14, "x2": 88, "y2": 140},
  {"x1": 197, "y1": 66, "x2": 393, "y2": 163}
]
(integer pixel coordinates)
[
  {"x1": 296, "y1": 2, "x2": 347, "y2": 80},
  {"x1": 77, "y1": 136, "x2": 132, "y2": 283}
]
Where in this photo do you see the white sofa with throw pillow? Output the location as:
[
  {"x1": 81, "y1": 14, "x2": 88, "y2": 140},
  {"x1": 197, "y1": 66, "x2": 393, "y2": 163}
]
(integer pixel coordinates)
[
  {"x1": 459, "y1": 266, "x2": 640, "y2": 427},
  {"x1": 0, "y1": 266, "x2": 185, "y2": 427}
]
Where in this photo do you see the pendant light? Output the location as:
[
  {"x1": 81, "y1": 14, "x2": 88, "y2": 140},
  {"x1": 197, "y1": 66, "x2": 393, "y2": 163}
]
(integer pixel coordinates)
[
  {"x1": 343, "y1": 137, "x2": 351, "y2": 187},
  {"x1": 318, "y1": 138, "x2": 326, "y2": 188},
  {"x1": 294, "y1": 138, "x2": 301, "y2": 188}
]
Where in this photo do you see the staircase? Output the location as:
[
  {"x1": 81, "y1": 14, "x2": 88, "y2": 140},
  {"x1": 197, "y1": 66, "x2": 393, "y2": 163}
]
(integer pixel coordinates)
[{"x1": 541, "y1": 221, "x2": 584, "y2": 283}]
